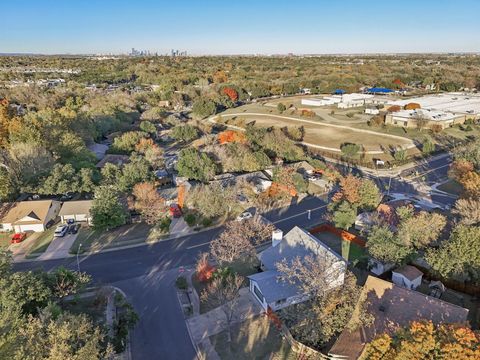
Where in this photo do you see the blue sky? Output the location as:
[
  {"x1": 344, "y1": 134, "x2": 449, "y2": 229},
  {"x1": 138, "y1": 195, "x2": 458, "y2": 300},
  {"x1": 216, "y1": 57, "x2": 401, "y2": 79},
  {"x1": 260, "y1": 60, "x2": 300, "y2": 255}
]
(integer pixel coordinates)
[{"x1": 2, "y1": 0, "x2": 480, "y2": 54}]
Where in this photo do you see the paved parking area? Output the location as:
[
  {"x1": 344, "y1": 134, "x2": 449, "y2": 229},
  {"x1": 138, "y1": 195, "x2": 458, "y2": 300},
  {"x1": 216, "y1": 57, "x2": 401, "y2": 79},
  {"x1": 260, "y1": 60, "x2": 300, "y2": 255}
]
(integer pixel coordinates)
[{"x1": 38, "y1": 233, "x2": 78, "y2": 260}]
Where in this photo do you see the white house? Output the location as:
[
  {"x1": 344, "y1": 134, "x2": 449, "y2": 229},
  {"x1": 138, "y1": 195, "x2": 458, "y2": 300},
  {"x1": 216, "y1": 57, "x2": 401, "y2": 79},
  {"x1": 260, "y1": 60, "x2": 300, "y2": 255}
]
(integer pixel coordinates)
[
  {"x1": 392, "y1": 265, "x2": 423, "y2": 290},
  {"x1": 0, "y1": 200, "x2": 61, "y2": 233},
  {"x1": 365, "y1": 106, "x2": 380, "y2": 115},
  {"x1": 368, "y1": 258, "x2": 395, "y2": 276},
  {"x1": 58, "y1": 200, "x2": 93, "y2": 224},
  {"x1": 248, "y1": 226, "x2": 347, "y2": 311}
]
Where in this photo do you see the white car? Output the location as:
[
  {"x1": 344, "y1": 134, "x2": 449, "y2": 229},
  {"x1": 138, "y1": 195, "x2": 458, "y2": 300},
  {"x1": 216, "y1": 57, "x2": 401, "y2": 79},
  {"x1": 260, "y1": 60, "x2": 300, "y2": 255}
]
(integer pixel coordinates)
[
  {"x1": 54, "y1": 225, "x2": 68, "y2": 237},
  {"x1": 236, "y1": 211, "x2": 253, "y2": 222}
]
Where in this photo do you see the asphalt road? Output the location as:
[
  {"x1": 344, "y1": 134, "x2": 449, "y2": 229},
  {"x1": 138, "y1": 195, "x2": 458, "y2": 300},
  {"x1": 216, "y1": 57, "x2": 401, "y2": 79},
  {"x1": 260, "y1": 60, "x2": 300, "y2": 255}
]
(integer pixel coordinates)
[{"x1": 11, "y1": 155, "x2": 455, "y2": 360}]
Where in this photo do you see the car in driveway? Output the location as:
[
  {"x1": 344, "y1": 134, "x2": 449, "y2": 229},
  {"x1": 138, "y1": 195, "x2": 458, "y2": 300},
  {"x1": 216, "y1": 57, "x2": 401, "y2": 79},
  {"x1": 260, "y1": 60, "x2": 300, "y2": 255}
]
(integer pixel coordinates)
[
  {"x1": 169, "y1": 204, "x2": 182, "y2": 218},
  {"x1": 68, "y1": 223, "x2": 81, "y2": 234},
  {"x1": 54, "y1": 224, "x2": 68, "y2": 237},
  {"x1": 10, "y1": 233, "x2": 27, "y2": 244},
  {"x1": 236, "y1": 211, "x2": 253, "y2": 222}
]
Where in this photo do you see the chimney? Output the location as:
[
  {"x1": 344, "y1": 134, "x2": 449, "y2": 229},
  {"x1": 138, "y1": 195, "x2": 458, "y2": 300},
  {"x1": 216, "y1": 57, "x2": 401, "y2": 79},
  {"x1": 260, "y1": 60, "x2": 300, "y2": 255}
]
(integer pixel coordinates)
[{"x1": 272, "y1": 229, "x2": 283, "y2": 247}]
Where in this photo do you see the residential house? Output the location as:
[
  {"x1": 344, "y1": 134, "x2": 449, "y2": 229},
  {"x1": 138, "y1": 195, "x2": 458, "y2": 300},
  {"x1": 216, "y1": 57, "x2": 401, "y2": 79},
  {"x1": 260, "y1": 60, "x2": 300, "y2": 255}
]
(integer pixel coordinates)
[
  {"x1": 391, "y1": 265, "x2": 423, "y2": 290},
  {"x1": 329, "y1": 276, "x2": 469, "y2": 359},
  {"x1": 248, "y1": 226, "x2": 347, "y2": 311},
  {"x1": 58, "y1": 200, "x2": 93, "y2": 224},
  {"x1": 0, "y1": 200, "x2": 61, "y2": 232}
]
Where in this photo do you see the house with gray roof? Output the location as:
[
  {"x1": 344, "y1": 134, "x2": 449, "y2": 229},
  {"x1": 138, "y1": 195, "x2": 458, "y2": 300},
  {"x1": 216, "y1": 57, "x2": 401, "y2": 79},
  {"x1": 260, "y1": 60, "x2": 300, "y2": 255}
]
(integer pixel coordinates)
[{"x1": 248, "y1": 226, "x2": 347, "y2": 311}]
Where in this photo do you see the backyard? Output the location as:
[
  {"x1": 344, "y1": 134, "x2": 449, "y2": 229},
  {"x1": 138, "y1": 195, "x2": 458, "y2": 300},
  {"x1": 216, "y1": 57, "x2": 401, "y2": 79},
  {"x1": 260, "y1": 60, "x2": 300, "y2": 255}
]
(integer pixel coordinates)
[
  {"x1": 210, "y1": 316, "x2": 295, "y2": 360},
  {"x1": 311, "y1": 230, "x2": 366, "y2": 263}
]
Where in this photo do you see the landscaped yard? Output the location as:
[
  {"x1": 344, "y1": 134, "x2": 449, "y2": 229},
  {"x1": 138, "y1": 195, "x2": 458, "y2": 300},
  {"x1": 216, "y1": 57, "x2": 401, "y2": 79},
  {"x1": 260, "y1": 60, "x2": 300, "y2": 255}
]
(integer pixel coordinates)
[
  {"x1": 62, "y1": 290, "x2": 108, "y2": 326},
  {"x1": 210, "y1": 316, "x2": 295, "y2": 360},
  {"x1": 25, "y1": 227, "x2": 56, "y2": 258},
  {"x1": 312, "y1": 231, "x2": 366, "y2": 263},
  {"x1": 70, "y1": 223, "x2": 153, "y2": 254}
]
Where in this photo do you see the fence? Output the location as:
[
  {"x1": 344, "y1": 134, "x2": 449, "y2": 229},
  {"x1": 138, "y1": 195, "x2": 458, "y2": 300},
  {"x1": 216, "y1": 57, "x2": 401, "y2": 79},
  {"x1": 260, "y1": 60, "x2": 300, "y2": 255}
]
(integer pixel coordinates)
[{"x1": 310, "y1": 223, "x2": 366, "y2": 248}]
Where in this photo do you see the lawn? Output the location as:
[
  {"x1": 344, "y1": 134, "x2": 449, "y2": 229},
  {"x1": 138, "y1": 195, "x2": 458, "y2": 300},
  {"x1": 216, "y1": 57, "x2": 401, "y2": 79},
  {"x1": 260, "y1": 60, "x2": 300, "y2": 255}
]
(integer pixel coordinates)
[
  {"x1": 437, "y1": 179, "x2": 463, "y2": 196},
  {"x1": 70, "y1": 223, "x2": 153, "y2": 254},
  {"x1": 312, "y1": 231, "x2": 366, "y2": 263},
  {"x1": 62, "y1": 290, "x2": 108, "y2": 326},
  {"x1": 0, "y1": 232, "x2": 11, "y2": 250},
  {"x1": 210, "y1": 316, "x2": 295, "y2": 360},
  {"x1": 25, "y1": 227, "x2": 56, "y2": 257}
]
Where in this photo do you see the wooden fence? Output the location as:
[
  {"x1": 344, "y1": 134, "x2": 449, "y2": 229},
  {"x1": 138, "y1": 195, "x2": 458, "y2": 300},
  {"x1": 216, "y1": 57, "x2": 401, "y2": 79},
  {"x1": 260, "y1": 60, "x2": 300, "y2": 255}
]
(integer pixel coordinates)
[{"x1": 310, "y1": 224, "x2": 366, "y2": 248}]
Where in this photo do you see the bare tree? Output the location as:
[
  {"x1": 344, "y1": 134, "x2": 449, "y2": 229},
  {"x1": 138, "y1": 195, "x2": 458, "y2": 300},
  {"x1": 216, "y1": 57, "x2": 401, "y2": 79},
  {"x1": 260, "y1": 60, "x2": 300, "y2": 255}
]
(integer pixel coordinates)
[
  {"x1": 131, "y1": 182, "x2": 166, "y2": 224},
  {"x1": 200, "y1": 274, "x2": 244, "y2": 342},
  {"x1": 209, "y1": 216, "x2": 274, "y2": 265},
  {"x1": 453, "y1": 198, "x2": 480, "y2": 226},
  {"x1": 276, "y1": 253, "x2": 344, "y2": 299}
]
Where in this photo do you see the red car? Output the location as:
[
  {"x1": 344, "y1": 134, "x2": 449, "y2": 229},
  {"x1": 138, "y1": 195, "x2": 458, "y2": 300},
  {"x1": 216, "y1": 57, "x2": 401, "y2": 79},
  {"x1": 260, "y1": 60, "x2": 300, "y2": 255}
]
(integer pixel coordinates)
[
  {"x1": 11, "y1": 233, "x2": 27, "y2": 244},
  {"x1": 169, "y1": 204, "x2": 182, "y2": 218}
]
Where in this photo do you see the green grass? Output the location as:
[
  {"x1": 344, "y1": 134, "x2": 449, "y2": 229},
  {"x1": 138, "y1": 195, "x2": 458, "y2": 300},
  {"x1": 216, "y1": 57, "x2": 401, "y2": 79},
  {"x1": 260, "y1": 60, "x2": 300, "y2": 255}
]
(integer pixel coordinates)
[
  {"x1": 341, "y1": 240, "x2": 366, "y2": 262},
  {"x1": 25, "y1": 227, "x2": 56, "y2": 257},
  {"x1": 210, "y1": 316, "x2": 295, "y2": 360},
  {"x1": 62, "y1": 292, "x2": 107, "y2": 326},
  {"x1": 70, "y1": 223, "x2": 153, "y2": 254},
  {"x1": 437, "y1": 179, "x2": 464, "y2": 196},
  {"x1": 0, "y1": 232, "x2": 12, "y2": 250}
]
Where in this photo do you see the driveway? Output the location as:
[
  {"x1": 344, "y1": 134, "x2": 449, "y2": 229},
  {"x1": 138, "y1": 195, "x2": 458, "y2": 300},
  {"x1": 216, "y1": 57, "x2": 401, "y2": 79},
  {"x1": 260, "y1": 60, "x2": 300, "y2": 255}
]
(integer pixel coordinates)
[
  {"x1": 38, "y1": 233, "x2": 78, "y2": 260},
  {"x1": 8, "y1": 232, "x2": 41, "y2": 261}
]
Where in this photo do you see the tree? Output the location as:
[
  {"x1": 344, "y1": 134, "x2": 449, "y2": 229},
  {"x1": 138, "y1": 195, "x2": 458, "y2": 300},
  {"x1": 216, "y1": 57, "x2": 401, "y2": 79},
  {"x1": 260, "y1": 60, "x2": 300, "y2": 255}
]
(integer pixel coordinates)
[
  {"x1": 363, "y1": 321, "x2": 480, "y2": 360},
  {"x1": 171, "y1": 124, "x2": 199, "y2": 143},
  {"x1": 144, "y1": 145, "x2": 164, "y2": 169},
  {"x1": 222, "y1": 87, "x2": 238, "y2": 102},
  {"x1": 100, "y1": 163, "x2": 121, "y2": 186},
  {"x1": 367, "y1": 225, "x2": 412, "y2": 265},
  {"x1": 277, "y1": 103, "x2": 286, "y2": 113},
  {"x1": 333, "y1": 174, "x2": 361, "y2": 204},
  {"x1": 279, "y1": 273, "x2": 373, "y2": 349},
  {"x1": 422, "y1": 138, "x2": 435, "y2": 154},
  {"x1": 186, "y1": 182, "x2": 235, "y2": 219},
  {"x1": 110, "y1": 131, "x2": 147, "y2": 154},
  {"x1": 91, "y1": 186, "x2": 127, "y2": 231},
  {"x1": 200, "y1": 274, "x2": 244, "y2": 342},
  {"x1": 39, "y1": 163, "x2": 80, "y2": 195},
  {"x1": 340, "y1": 143, "x2": 361, "y2": 158},
  {"x1": 192, "y1": 98, "x2": 217, "y2": 118},
  {"x1": 459, "y1": 171, "x2": 480, "y2": 198},
  {"x1": 43, "y1": 266, "x2": 91, "y2": 299},
  {"x1": 118, "y1": 154, "x2": 152, "y2": 192},
  {"x1": 132, "y1": 182, "x2": 166, "y2": 224},
  {"x1": 15, "y1": 311, "x2": 113, "y2": 360},
  {"x1": 393, "y1": 149, "x2": 407, "y2": 161},
  {"x1": 177, "y1": 148, "x2": 216, "y2": 182},
  {"x1": 0, "y1": 166, "x2": 15, "y2": 200},
  {"x1": 426, "y1": 225, "x2": 480, "y2": 283},
  {"x1": 453, "y1": 198, "x2": 480, "y2": 226},
  {"x1": 397, "y1": 211, "x2": 446, "y2": 249},
  {"x1": 332, "y1": 201, "x2": 357, "y2": 230},
  {"x1": 358, "y1": 179, "x2": 382, "y2": 211},
  {"x1": 78, "y1": 167, "x2": 97, "y2": 193}
]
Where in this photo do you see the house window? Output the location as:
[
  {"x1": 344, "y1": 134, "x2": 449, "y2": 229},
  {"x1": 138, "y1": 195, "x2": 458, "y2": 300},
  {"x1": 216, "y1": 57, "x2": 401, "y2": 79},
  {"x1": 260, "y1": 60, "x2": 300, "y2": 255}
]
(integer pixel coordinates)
[{"x1": 253, "y1": 284, "x2": 264, "y2": 303}]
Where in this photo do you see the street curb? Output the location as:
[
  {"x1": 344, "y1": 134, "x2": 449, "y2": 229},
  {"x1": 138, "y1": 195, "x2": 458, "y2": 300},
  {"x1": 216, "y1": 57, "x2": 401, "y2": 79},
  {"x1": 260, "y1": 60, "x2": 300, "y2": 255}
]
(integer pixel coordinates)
[{"x1": 111, "y1": 286, "x2": 133, "y2": 360}]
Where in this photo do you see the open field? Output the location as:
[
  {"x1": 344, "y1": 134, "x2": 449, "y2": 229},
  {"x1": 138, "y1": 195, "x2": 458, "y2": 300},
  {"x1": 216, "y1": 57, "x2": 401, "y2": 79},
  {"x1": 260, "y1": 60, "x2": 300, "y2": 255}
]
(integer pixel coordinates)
[{"x1": 210, "y1": 316, "x2": 295, "y2": 360}]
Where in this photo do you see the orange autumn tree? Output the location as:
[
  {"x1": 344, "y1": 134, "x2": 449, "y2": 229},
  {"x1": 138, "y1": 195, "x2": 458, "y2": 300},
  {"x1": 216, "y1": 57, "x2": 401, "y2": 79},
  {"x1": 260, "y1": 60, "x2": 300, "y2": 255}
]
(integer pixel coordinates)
[
  {"x1": 195, "y1": 252, "x2": 215, "y2": 282},
  {"x1": 218, "y1": 130, "x2": 246, "y2": 144},
  {"x1": 404, "y1": 102, "x2": 421, "y2": 110},
  {"x1": 362, "y1": 321, "x2": 480, "y2": 360},
  {"x1": 222, "y1": 87, "x2": 238, "y2": 102},
  {"x1": 333, "y1": 174, "x2": 362, "y2": 204},
  {"x1": 135, "y1": 137, "x2": 156, "y2": 153}
]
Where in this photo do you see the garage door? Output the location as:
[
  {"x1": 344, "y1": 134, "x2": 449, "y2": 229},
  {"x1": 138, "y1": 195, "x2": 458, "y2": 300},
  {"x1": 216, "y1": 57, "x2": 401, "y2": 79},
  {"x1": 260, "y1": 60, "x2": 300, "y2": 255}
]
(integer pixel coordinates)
[{"x1": 16, "y1": 224, "x2": 45, "y2": 233}]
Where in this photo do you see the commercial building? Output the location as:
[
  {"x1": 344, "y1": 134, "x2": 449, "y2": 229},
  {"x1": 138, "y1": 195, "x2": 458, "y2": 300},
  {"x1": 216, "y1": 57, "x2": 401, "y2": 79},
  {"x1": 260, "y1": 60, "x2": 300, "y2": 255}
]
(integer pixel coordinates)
[
  {"x1": 301, "y1": 93, "x2": 388, "y2": 109},
  {"x1": 385, "y1": 108, "x2": 466, "y2": 129}
]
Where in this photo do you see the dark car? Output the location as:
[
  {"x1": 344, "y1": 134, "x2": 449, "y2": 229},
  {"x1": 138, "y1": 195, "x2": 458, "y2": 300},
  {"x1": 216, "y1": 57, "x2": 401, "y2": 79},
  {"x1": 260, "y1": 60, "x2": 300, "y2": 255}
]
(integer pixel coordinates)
[{"x1": 69, "y1": 223, "x2": 81, "y2": 234}]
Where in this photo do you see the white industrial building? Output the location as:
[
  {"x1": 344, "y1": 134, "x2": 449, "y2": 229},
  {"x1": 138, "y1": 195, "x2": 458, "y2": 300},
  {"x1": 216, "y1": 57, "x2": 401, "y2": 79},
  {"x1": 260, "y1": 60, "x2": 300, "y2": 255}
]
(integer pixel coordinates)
[
  {"x1": 385, "y1": 108, "x2": 466, "y2": 129},
  {"x1": 301, "y1": 93, "x2": 389, "y2": 109}
]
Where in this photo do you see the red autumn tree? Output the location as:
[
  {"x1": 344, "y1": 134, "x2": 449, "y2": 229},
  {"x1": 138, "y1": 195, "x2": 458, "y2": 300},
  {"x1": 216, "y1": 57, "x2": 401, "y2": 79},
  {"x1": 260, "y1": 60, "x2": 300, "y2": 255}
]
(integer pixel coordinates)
[
  {"x1": 196, "y1": 252, "x2": 215, "y2": 282},
  {"x1": 218, "y1": 130, "x2": 246, "y2": 144},
  {"x1": 404, "y1": 102, "x2": 421, "y2": 110},
  {"x1": 387, "y1": 105, "x2": 402, "y2": 113},
  {"x1": 222, "y1": 87, "x2": 238, "y2": 102}
]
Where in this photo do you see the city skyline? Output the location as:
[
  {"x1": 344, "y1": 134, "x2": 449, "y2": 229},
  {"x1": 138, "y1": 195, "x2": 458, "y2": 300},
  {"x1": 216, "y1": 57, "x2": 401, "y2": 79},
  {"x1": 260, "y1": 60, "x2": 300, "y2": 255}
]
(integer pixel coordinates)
[{"x1": 2, "y1": 0, "x2": 480, "y2": 55}]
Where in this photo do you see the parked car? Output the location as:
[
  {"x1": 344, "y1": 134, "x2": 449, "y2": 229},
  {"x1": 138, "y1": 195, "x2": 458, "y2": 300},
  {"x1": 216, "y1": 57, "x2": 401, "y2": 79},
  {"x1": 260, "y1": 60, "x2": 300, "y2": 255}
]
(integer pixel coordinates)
[
  {"x1": 54, "y1": 225, "x2": 68, "y2": 237},
  {"x1": 236, "y1": 211, "x2": 253, "y2": 222},
  {"x1": 68, "y1": 224, "x2": 81, "y2": 234},
  {"x1": 169, "y1": 204, "x2": 182, "y2": 218},
  {"x1": 11, "y1": 233, "x2": 27, "y2": 244},
  {"x1": 60, "y1": 192, "x2": 74, "y2": 201}
]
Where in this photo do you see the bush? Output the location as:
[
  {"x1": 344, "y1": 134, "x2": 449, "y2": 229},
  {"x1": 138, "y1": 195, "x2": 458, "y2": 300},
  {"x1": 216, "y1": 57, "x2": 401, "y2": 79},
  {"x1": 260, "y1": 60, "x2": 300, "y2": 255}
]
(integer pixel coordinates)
[
  {"x1": 422, "y1": 139, "x2": 435, "y2": 154},
  {"x1": 158, "y1": 217, "x2": 171, "y2": 233},
  {"x1": 171, "y1": 124, "x2": 199, "y2": 143},
  {"x1": 346, "y1": 112, "x2": 355, "y2": 118},
  {"x1": 394, "y1": 149, "x2": 407, "y2": 161},
  {"x1": 184, "y1": 213, "x2": 197, "y2": 227},
  {"x1": 201, "y1": 217, "x2": 213, "y2": 227},
  {"x1": 175, "y1": 276, "x2": 188, "y2": 290},
  {"x1": 277, "y1": 103, "x2": 286, "y2": 112},
  {"x1": 340, "y1": 143, "x2": 361, "y2": 158}
]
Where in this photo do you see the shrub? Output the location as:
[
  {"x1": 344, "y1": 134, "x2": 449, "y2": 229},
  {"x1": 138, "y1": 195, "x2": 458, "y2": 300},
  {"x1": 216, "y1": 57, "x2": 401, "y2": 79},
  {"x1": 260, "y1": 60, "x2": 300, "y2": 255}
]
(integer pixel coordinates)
[
  {"x1": 430, "y1": 124, "x2": 443, "y2": 134},
  {"x1": 196, "y1": 253, "x2": 215, "y2": 282},
  {"x1": 394, "y1": 149, "x2": 407, "y2": 161},
  {"x1": 201, "y1": 217, "x2": 213, "y2": 227},
  {"x1": 422, "y1": 139, "x2": 435, "y2": 154},
  {"x1": 340, "y1": 143, "x2": 361, "y2": 158},
  {"x1": 175, "y1": 276, "x2": 188, "y2": 290},
  {"x1": 184, "y1": 213, "x2": 197, "y2": 226},
  {"x1": 277, "y1": 103, "x2": 287, "y2": 112},
  {"x1": 346, "y1": 112, "x2": 355, "y2": 118},
  {"x1": 158, "y1": 217, "x2": 171, "y2": 233}
]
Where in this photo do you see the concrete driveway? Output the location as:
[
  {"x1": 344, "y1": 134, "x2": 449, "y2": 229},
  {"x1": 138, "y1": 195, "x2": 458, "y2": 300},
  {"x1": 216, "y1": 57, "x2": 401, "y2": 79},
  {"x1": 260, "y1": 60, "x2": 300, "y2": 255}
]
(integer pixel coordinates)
[
  {"x1": 8, "y1": 232, "x2": 41, "y2": 261},
  {"x1": 38, "y1": 233, "x2": 78, "y2": 260}
]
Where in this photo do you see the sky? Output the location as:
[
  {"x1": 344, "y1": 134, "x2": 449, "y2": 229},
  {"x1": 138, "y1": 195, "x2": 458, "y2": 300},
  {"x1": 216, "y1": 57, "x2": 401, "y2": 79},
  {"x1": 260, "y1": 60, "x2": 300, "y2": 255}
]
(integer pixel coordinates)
[{"x1": 1, "y1": 0, "x2": 480, "y2": 55}]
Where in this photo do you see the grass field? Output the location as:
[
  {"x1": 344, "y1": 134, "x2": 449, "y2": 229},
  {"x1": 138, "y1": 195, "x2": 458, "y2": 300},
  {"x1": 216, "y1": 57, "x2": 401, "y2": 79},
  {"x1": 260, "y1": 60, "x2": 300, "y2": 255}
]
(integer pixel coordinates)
[
  {"x1": 70, "y1": 223, "x2": 153, "y2": 254},
  {"x1": 312, "y1": 231, "x2": 366, "y2": 262},
  {"x1": 0, "y1": 232, "x2": 11, "y2": 250},
  {"x1": 25, "y1": 227, "x2": 55, "y2": 258},
  {"x1": 210, "y1": 316, "x2": 295, "y2": 360}
]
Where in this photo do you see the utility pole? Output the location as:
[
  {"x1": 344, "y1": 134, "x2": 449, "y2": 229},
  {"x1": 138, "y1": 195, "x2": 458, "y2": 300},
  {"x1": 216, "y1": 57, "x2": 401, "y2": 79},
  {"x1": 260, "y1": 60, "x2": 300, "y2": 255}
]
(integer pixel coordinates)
[{"x1": 77, "y1": 243, "x2": 83, "y2": 272}]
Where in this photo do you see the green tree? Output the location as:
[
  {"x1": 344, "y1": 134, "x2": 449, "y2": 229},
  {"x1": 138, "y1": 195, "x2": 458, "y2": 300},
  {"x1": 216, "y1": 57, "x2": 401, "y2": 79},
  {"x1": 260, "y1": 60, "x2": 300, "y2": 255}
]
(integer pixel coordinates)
[
  {"x1": 186, "y1": 182, "x2": 236, "y2": 219},
  {"x1": 0, "y1": 167, "x2": 16, "y2": 201},
  {"x1": 171, "y1": 124, "x2": 199, "y2": 143},
  {"x1": 177, "y1": 148, "x2": 216, "y2": 182},
  {"x1": 367, "y1": 225, "x2": 412, "y2": 265},
  {"x1": 358, "y1": 179, "x2": 381, "y2": 211},
  {"x1": 90, "y1": 186, "x2": 127, "y2": 231},
  {"x1": 110, "y1": 131, "x2": 147, "y2": 154},
  {"x1": 393, "y1": 149, "x2": 407, "y2": 161},
  {"x1": 192, "y1": 98, "x2": 217, "y2": 118},
  {"x1": 277, "y1": 103, "x2": 287, "y2": 112},
  {"x1": 426, "y1": 225, "x2": 480, "y2": 283},
  {"x1": 340, "y1": 143, "x2": 361, "y2": 158},
  {"x1": 118, "y1": 155, "x2": 152, "y2": 192},
  {"x1": 422, "y1": 138, "x2": 435, "y2": 154},
  {"x1": 39, "y1": 163, "x2": 80, "y2": 195},
  {"x1": 397, "y1": 212, "x2": 446, "y2": 249},
  {"x1": 332, "y1": 201, "x2": 357, "y2": 230},
  {"x1": 100, "y1": 163, "x2": 121, "y2": 186}
]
